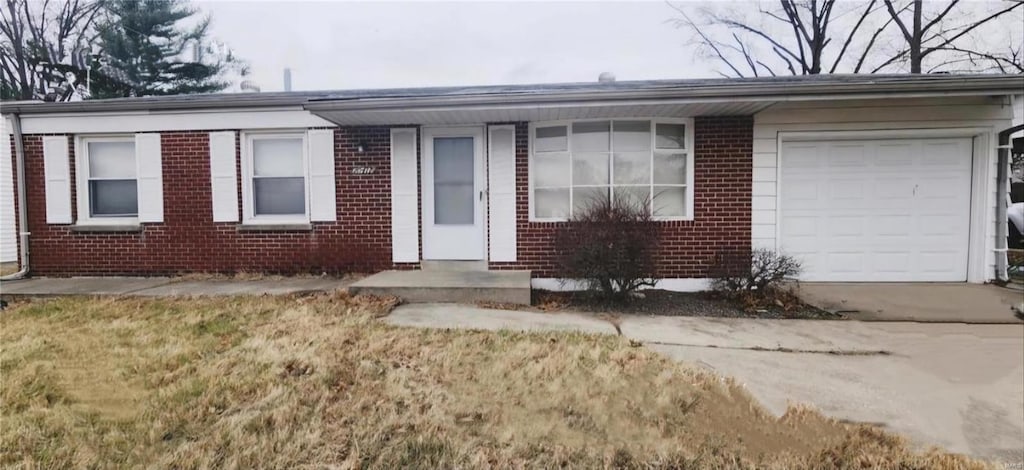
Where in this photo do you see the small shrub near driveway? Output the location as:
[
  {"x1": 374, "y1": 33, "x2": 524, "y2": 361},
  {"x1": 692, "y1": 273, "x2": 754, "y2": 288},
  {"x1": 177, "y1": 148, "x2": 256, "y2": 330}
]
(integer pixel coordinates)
[
  {"x1": 710, "y1": 248, "x2": 804, "y2": 311},
  {"x1": 554, "y1": 194, "x2": 659, "y2": 301}
]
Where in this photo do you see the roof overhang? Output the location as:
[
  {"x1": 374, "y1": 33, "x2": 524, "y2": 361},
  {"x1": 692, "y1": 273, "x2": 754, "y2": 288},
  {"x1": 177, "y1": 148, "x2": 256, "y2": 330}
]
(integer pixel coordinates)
[
  {"x1": 303, "y1": 74, "x2": 1024, "y2": 126},
  {"x1": 2, "y1": 74, "x2": 1021, "y2": 127}
]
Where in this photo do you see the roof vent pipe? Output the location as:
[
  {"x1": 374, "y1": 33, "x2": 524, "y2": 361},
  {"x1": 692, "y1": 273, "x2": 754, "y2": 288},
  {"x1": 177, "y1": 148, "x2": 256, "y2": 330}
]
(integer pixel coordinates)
[
  {"x1": 598, "y1": 72, "x2": 616, "y2": 83},
  {"x1": 284, "y1": 68, "x2": 292, "y2": 92}
]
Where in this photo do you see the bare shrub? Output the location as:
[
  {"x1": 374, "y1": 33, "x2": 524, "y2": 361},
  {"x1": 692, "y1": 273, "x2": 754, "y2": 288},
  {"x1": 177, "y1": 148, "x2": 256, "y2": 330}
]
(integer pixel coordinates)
[
  {"x1": 709, "y1": 248, "x2": 802, "y2": 295},
  {"x1": 554, "y1": 193, "x2": 659, "y2": 301}
]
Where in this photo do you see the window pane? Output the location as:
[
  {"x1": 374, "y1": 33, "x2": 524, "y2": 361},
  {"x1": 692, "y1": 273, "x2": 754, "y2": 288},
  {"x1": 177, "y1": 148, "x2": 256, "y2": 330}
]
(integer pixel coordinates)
[
  {"x1": 572, "y1": 121, "x2": 610, "y2": 152},
  {"x1": 656, "y1": 123, "x2": 687, "y2": 149},
  {"x1": 533, "y1": 152, "x2": 569, "y2": 187},
  {"x1": 654, "y1": 151, "x2": 687, "y2": 185},
  {"x1": 572, "y1": 152, "x2": 609, "y2": 186},
  {"x1": 613, "y1": 120, "x2": 651, "y2": 151},
  {"x1": 254, "y1": 177, "x2": 305, "y2": 215},
  {"x1": 253, "y1": 138, "x2": 303, "y2": 177},
  {"x1": 89, "y1": 179, "x2": 138, "y2": 216},
  {"x1": 535, "y1": 188, "x2": 569, "y2": 219},
  {"x1": 615, "y1": 185, "x2": 651, "y2": 209},
  {"x1": 535, "y1": 126, "x2": 567, "y2": 152},
  {"x1": 653, "y1": 186, "x2": 686, "y2": 217},
  {"x1": 572, "y1": 186, "x2": 608, "y2": 216},
  {"x1": 613, "y1": 152, "x2": 651, "y2": 185},
  {"x1": 88, "y1": 141, "x2": 136, "y2": 179},
  {"x1": 434, "y1": 137, "x2": 475, "y2": 225}
]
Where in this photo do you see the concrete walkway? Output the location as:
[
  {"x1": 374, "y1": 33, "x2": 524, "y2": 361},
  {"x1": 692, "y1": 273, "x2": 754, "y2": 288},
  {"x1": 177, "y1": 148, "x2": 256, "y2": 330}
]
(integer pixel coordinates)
[
  {"x1": 0, "y1": 276, "x2": 352, "y2": 297},
  {"x1": 387, "y1": 304, "x2": 1024, "y2": 464}
]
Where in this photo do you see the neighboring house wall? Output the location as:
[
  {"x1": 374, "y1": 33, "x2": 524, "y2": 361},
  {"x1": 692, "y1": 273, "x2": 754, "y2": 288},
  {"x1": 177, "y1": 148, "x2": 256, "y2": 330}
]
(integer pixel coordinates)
[
  {"x1": 1, "y1": 118, "x2": 15, "y2": 262},
  {"x1": 752, "y1": 96, "x2": 1013, "y2": 282},
  {"x1": 20, "y1": 127, "x2": 398, "y2": 275},
  {"x1": 491, "y1": 116, "x2": 753, "y2": 280}
]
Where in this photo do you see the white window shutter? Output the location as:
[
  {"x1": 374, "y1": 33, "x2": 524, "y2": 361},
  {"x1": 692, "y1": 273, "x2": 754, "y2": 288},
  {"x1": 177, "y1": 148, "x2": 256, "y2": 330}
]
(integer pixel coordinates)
[
  {"x1": 42, "y1": 136, "x2": 71, "y2": 224},
  {"x1": 390, "y1": 128, "x2": 419, "y2": 263},
  {"x1": 134, "y1": 133, "x2": 164, "y2": 223},
  {"x1": 488, "y1": 125, "x2": 517, "y2": 262},
  {"x1": 307, "y1": 129, "x2": 337, "y2": 222},
  {"x1": 208, "y1": 132, "x2": 238, "y2": 222}
]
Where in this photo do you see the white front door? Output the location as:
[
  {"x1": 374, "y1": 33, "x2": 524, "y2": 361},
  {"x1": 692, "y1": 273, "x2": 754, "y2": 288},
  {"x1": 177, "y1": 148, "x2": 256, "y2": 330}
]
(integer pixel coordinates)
[
  {"x1": 779, "y1": 137, "x2": 973, "y2": 282},
  {"x1": 422, "y1": 127, "x2": 486, "y2": 260}
]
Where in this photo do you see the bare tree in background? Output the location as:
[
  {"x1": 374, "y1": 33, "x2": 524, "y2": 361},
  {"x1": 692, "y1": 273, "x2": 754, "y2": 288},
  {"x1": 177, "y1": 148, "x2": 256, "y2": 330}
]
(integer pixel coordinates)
[
  {"x1": 879, "y1": 0, "x2": 1023, "y2": 73},
  {"x1": 673, "y1": 0, "x2": 1023, "y2": 77},
  {"x1": 0, "y1": 0, "x2": 104, "y2": 101},
  {"x1": 671, "y1": 0, "x2": 893, "y2": 77}
]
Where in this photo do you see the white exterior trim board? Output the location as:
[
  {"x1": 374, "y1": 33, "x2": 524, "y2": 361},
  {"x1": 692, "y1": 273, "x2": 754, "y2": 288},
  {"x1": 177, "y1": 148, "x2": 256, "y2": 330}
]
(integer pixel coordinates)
[{"x1": 19, "y1": 109, "x2": 333, "y2": 134}]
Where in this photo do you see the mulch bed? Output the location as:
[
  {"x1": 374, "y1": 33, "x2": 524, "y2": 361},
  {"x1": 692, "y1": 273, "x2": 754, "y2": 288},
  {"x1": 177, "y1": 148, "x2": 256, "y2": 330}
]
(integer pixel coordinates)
[{"x1": 531, "y1": 289, "x2": 843, "y2": 320}]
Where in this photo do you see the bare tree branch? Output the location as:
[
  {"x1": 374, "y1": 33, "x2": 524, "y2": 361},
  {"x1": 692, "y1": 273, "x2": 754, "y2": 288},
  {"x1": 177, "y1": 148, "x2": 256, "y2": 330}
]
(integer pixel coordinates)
[{"x1": 830, "y1": 0, "x2": 876, "y2": 73}]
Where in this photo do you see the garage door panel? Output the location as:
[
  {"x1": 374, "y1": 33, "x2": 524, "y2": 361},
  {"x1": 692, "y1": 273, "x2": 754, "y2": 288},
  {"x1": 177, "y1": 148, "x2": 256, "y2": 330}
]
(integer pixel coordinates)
[
  {"x1": 872, "y1": 252, "x2": 911, "y2": 273},
  {"x1": 827, "y1": 216, "x2": 865, "y2": 237},
  {"x1": 784, "y1": 144, "x2": 823, "y2": 168},
  {"x1": 922, "y1": 140, "x2": 971, "y2": 167},
  {"x1": 828, "y1": 143, "x2": 870, "y2": 167},
  {"x1": 874, "y1": 141, "x2": 916, "y2": 167},
  {"x1": 830, "y1": 179, "x2": 865, "y2": 200},
  {"x1": 875, "y1": 177, "x2": 915, "y2": 201},
  {"x1": 780, "y1": 137, "x2": 971, "y2": 282},
  {"x1": 873, "y1": 215, "x2": 913, "y2": 236}
]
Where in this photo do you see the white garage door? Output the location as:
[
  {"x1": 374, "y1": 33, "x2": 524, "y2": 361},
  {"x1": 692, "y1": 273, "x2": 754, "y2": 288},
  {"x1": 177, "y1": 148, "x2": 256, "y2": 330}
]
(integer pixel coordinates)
[{"x1": 779, "y1": 138, "x2": 973, "y2": 282}]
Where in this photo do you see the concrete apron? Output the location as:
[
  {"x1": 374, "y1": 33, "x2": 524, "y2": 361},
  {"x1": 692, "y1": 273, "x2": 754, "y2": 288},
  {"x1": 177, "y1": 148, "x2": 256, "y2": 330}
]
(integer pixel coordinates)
[{"x1": 795, "y1": 282, "x2": 1024, "y2": 324}]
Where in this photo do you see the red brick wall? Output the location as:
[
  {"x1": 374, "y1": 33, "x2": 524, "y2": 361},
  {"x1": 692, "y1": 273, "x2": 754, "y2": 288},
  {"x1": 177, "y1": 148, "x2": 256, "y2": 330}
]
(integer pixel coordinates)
[
  {"x1": 489, "y1": 116, "x2": 753, "y2": 278},
  {"x1": 18, "y1": 127, "x2": 402, "y2": 276},
  {"x1": 13, "y1": 117, "x2": 751, "y2": 278}
]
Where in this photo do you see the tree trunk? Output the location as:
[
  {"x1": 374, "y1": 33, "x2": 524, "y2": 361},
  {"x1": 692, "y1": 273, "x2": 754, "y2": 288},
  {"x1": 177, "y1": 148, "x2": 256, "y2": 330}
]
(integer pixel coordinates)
[{"x1": 910, "y1": 0, "x2": 923, "y2": 73}]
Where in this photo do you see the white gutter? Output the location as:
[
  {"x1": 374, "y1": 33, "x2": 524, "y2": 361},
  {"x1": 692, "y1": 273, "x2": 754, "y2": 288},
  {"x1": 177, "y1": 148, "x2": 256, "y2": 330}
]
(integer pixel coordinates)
[{"x1": 1, "y1": 113, "x2": 29, "y2": 280}]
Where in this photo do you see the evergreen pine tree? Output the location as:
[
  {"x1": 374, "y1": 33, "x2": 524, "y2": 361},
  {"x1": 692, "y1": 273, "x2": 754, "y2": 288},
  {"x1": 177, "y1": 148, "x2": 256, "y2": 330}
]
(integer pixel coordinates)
[{"x1": 91, "y1": 0, "x2": 244, "y2": 98}]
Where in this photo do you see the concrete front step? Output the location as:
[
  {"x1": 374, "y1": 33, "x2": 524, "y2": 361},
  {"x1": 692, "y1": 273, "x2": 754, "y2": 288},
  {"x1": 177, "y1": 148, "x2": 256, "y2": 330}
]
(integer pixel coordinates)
[{"x1": 348, "y1": 269, "x2": 532, "y2": 305}]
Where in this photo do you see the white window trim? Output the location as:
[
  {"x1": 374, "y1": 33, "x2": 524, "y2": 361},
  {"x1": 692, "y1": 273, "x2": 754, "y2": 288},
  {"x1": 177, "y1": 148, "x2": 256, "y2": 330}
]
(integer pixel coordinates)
[
  {"x1": 74, "y1": 135, "x2": 139, "y2": 226},
  {"x1": 240, "y1": 130, "x2": 311, "y2": 225},
  {"x1": 527, "y1": 117, "x2": 695, "y2": 222}
]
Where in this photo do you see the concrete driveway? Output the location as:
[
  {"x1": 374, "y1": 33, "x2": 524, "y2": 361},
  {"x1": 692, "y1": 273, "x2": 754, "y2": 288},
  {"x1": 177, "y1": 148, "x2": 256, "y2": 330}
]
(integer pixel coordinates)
[
  {"x1": 796, "y1": 282, "x2": 1024, "y2": 323},
  {"x1": 387, "y1": 304, "x2": 1024, "y2": 465}
]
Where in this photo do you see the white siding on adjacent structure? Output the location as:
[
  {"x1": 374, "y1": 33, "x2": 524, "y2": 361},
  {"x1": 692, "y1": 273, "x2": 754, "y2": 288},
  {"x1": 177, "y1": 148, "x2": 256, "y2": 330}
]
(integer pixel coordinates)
[
  {"x1": 0, "y1": 118, "x2": 15, "y2": 262},
  {"x1": 753, "y1": 96, "x2": 1014, "y2": 283}
]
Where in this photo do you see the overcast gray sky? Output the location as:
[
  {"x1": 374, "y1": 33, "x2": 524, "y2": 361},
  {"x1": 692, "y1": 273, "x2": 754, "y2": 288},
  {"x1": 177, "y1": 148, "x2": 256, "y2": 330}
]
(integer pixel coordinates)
[{"x1": 197, "y1": 1, "x2": 712, "y2": 92}]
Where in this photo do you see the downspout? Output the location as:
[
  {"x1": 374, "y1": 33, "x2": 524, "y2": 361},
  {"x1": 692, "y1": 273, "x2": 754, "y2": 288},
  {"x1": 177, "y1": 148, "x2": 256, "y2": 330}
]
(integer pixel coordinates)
[
  {"x1": 1, "y1": 113, "x2": 29, "y2": 280},
  {"x1": 996, "y1": 123, "x2": 1024, "y2": 283}
]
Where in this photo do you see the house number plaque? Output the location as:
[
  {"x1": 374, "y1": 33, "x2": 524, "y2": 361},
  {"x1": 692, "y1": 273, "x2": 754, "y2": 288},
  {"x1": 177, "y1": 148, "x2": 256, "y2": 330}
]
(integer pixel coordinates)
[{"x1": 351, "y1": 166, "x2": 376, "y2": 175}]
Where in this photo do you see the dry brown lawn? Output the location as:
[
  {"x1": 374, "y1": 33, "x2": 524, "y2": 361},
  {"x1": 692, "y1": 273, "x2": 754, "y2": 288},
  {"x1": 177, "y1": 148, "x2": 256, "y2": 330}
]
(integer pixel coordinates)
[{"x1": 0, "y1": 293, "x2": 990, "y2": 469}]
